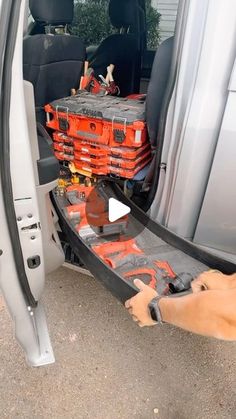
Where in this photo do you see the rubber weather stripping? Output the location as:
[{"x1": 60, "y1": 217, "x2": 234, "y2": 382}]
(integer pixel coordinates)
[{"x1": 0, "y1": 0, "x2": 37, "y2": 308}]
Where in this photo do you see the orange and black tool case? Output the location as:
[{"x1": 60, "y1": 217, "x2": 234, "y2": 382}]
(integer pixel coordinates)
[{"x1": 45, "y1": 92, "x2": 151, "y2": 179}]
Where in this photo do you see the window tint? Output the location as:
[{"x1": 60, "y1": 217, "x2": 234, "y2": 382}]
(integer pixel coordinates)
[
  {"x1": 70, "y1": 0, "x2": 179, "y2": 50},
  {"x1": 71, "y1": 0, "x2": 113, "y2": 47}
]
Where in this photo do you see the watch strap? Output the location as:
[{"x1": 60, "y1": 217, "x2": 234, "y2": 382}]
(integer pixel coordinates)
[{"x1": 149, "y1": 296, "x2": 164, "y2": 324}]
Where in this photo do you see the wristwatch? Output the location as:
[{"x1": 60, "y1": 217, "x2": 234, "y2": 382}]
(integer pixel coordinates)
[
  {"x1": 149, "y1": 289, "x2": 193, "y2": 323},
  {"x1": 148, "y1": 296, "x2": 164, "y2": 324}
]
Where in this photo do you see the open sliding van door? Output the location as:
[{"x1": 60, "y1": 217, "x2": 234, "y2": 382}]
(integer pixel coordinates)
[
  {"x1": 150, "y1": 0, "x2": 236, "y2": 263},
  {"x1": 193, "y1": 58, "x2": 236, "y2": 260},
  {"x1": 0, "y1": 0, "x2": 64, "y2": 366},
  {"x1": 1, "y1": 0, "x2": 236, "y2": 368}
]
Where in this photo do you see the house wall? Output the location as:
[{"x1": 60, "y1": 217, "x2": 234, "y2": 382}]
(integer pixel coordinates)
[{"x1": 152, "y1": 0, "x2": 179, "y2": 41}]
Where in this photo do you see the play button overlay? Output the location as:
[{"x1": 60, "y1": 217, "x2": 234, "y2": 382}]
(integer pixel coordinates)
[
  {"x1": 64, "y1": 180, "x2": 148, "y2": 241},
  {"x1": 108, "y1": 198, "x2": 130, "y2": 222}
]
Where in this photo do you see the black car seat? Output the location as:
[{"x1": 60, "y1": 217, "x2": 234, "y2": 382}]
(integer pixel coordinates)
[
  {"x1": 23, "y1": 0, "x2": 86, "y2": 125},
  {"x1": 89, "y1": 0, "x2": 145, "y2": 97},
  {"x1": 146, "y1": 36, "x2": 174, "y2": 149},
  {"x1": 137, "y1": 36, "x2": 174, "y2": 204}
]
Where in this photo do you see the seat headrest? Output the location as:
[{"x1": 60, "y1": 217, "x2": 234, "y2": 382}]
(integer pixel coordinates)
[
  {"x1": 109, "y1": 0, "x2": 137, "y2": 29},
  {"x1": 29, "y1": 0, "x2": 74, "y2": 26}
]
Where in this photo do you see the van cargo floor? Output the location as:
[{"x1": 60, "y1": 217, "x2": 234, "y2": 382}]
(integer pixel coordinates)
[{"x1": 52, "y1": 181, "x2": 211, "y2": 302}]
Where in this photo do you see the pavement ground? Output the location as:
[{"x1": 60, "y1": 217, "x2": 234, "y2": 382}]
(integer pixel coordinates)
[{"x1": 1, "y1": 267, "x2": 236, "y2": 419}]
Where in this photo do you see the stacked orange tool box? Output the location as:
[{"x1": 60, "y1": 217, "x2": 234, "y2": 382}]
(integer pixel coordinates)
[{"x1": 45, "y1": 92, "x2": 151, "y2": 179}]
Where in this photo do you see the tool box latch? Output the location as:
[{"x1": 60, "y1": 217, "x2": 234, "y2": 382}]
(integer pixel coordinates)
[
  {"x1": 112, "y1": 116, "x2": 127, "y2": 144},
  {"x1": 56, "y1": 106, "x2": 69, "y2": 131}
]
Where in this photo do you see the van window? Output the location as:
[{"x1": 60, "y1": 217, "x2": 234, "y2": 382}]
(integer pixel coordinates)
[
  {"x1": 141, "y1": 1, "x2": 179, "y2": 92},
  {"x1": 151, "y1": 0, "x2": 179, "y2": 45},
  {"x1": 146, "y1": 0, "x2": 161, "y2": 49},
  {"x1": 71, "y1": 0, "x2": 113, "y2": 47},
  {"x1": 71, "y1": 0, "x2": 174, "y2": 50}
]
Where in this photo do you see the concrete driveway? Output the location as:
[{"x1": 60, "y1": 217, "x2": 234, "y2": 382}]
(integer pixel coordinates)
[{"x1": 1, "y1": 267, "x2": 236, "y2": 419}]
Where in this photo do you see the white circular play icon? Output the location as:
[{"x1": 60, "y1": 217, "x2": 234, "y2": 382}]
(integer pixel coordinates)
[{"x1": 108, "y1": 198, "x2": 131, "y2": 223}]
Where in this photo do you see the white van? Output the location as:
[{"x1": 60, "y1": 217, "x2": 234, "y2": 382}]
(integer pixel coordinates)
[{"x1": 0, "y1": 0, "x2": 235, "y2": 366}]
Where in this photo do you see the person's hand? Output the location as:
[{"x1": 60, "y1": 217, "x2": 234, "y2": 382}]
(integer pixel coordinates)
[
  {"x1": 125, "y1": 279, "x2": 158, "y2": 327},
  {"x1": 191, "y1": 270, "x2": 236, "y2": 293}
]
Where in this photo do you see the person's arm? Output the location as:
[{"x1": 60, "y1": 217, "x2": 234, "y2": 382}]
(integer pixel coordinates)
[
  {"x1": 159, "y1": 288, "x2": 236, "y2": 340},
  {"x1": 125, "y1": 272, "x2": 236, "y2": 341}
]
